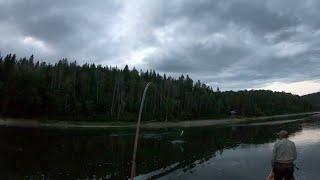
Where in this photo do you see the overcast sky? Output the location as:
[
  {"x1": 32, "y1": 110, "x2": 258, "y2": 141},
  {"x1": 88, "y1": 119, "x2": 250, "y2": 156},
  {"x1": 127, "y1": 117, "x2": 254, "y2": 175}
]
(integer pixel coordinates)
[{"x1": 1, "y1": 0, "x2": 320, "y2": 95}]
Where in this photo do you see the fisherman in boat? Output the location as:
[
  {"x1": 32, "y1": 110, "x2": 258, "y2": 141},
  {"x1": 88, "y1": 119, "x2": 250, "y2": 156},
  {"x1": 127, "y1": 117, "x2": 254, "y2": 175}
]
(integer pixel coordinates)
[{"x1": 269, "y1": 130, "x2": 297, "y2": 180}]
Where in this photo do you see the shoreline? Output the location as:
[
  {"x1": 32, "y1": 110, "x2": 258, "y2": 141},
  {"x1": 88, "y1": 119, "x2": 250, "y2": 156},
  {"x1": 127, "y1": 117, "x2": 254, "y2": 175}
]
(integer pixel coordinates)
[{"x1": 0, "y1": 112, "x2": 318, "y2": 129}]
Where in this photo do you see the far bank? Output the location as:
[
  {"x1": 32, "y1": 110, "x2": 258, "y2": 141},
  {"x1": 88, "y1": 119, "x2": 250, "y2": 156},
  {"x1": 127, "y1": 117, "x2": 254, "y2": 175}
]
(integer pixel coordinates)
[{"x1": 0, "y1": 112, "x2": 318, "y2": 129}]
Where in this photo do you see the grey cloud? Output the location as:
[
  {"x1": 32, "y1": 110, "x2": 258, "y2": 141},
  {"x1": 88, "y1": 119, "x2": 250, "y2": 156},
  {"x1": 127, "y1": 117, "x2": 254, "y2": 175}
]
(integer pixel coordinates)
[
  {"x1": 150, "y1": 43, "x2": 251, "y2": 73},
  {"x1": 0, "y1": 0, "x2": 120, "y2": 63},
  {"x1": 0, "y1": 0, "x2": 320, "y2": 93},
  {"x1": 221, "y1": 1, "x2": 299, "y2": 33}
]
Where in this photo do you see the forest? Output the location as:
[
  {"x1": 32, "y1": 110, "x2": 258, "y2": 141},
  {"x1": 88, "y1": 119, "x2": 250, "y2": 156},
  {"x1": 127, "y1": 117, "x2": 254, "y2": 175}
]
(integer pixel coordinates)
[
  {"x1": 0, "y1": 54, "x2": 315, "y2": 122},
  {"x1": 303, "y1": 92, "x2": 320, "y2": 110}
]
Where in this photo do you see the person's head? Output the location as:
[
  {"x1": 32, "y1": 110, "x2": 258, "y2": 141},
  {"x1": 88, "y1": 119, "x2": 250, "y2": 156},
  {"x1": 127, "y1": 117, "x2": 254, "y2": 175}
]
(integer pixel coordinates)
[{"x1": 278, "y1": 130, "x2": 289, "y2": 139}]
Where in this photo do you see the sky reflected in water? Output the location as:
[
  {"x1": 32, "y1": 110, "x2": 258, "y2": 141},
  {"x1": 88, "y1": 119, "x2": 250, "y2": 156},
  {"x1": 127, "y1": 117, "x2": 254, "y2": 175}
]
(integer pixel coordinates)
[
  {"x1": 139, "y1": 119, "x2": 320, "y2": 180},
  {"x1": 0, "y1": 118, "x2": 319, "y2": 179}
]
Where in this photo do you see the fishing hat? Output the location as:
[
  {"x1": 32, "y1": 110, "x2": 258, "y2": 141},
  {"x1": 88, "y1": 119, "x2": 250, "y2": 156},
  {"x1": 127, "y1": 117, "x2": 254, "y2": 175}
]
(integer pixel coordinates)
[{"x1": 277, "y1": 130, "x2": 288, "y2": 138}]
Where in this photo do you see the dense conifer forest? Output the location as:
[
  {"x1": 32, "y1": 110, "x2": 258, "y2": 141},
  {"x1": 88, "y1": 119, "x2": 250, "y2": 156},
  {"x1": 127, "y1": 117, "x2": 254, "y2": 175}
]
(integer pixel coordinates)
[
  {"x1": 0, "y1": 54, "x2": 315, "y2": 122},
  {"x1": 303, "y1": 92, "x2": 320, "y2": 110}
]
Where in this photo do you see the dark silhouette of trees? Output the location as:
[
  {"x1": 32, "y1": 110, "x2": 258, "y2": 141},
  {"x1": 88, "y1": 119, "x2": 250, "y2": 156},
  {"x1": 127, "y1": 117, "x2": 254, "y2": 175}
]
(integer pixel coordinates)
[
  {"x1": 303, "y1": 92, "x2": 320, "y2": 110},
  {"x1": 0, "y1": 54, "x2": 315, "y2": 122}
]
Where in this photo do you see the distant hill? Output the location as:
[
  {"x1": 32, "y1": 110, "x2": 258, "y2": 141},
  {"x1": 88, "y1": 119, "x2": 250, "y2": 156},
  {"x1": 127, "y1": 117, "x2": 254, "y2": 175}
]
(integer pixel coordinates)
[{"x1": 303, "y1": 92, "x2": 320, "y2": 109}]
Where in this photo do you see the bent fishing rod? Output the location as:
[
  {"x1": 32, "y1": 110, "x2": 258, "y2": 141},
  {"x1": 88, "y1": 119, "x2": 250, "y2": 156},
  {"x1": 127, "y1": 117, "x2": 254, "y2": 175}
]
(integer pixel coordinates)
[{"x1": 130, "y1": 82, "x2": 152, "y2": 180}]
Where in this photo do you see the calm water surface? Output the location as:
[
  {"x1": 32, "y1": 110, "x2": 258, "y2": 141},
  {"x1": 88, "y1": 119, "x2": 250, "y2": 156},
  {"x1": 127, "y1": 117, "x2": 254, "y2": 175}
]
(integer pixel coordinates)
[{"x1": 0, "y1": 118, "x2": 319, "y2": 179}]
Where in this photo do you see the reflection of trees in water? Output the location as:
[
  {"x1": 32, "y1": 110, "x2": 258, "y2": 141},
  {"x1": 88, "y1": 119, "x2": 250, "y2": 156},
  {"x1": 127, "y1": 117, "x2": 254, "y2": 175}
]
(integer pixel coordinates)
[
  {"x1": 0, "y1": 128, "x2": 135, "y2": 179},
  {"x1": 0, "y1": 122, "x2": 302, "y2": 179},
  {"x1": 137, "y1": 122, "x2": 302, "y2": 179}
]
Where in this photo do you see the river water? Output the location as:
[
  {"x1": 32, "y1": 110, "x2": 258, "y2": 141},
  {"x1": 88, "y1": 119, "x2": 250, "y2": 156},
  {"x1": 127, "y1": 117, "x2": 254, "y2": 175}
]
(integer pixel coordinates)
[{"x1": 0, "y1": 117, "x2": 319, "y2": 179}]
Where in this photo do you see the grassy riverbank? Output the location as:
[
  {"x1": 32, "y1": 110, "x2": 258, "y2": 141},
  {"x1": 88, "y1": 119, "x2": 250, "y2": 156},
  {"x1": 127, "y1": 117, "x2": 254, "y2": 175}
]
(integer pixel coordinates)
[{"x1": 0, "y1": 112, "x2": 318, "y2": 129}]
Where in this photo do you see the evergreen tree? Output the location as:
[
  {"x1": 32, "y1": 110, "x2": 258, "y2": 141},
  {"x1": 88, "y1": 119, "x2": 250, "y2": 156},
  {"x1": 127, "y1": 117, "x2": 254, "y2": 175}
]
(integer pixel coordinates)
[{"x1": 0, "y1": 54, "x2": 315, "y2": 122}]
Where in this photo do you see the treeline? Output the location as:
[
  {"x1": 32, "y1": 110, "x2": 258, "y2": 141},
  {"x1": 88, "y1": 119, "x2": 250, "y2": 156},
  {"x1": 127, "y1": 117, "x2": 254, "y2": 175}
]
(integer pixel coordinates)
[
  {"x1": 0, "y1": 54, "x2": 315, "y2": 121},
  {"x1": 303, "y1": 92, "x2": 320, "y2": 109}
]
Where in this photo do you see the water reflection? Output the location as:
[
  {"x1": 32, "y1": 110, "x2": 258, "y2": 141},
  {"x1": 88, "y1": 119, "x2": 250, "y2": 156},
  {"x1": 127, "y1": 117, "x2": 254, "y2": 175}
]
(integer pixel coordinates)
[
  {"x1": 0, "y1": 119, "x2": 318, "y2": 179},
  {"x1": 142, "y1": 120, "x2": 319, "y2": 180},
  {"x1": 137, "y1": 121, "x2": 303, "y2": 179}
]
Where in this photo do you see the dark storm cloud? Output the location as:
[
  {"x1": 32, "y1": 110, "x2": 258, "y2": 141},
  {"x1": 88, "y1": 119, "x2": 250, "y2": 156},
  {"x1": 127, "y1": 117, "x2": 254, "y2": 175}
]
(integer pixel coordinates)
[
  {"x1": 0, "y1": 0, "x2": 121, "y2": 62},
  {"x1": 151, "y1": 42, "x2": 251, "y2": 73},
  {"x1": 221, "y1": 1, "x2": 299, "y2": 33},
  {"x1": 0, "y1": 0, "x2": 320, "y2": 94}
]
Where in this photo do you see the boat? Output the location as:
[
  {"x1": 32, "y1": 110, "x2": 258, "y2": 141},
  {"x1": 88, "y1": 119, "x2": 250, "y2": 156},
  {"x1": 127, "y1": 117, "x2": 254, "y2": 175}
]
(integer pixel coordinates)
[{"x1": 267, "y1": 170, "x2": 295, "y2": 180}]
